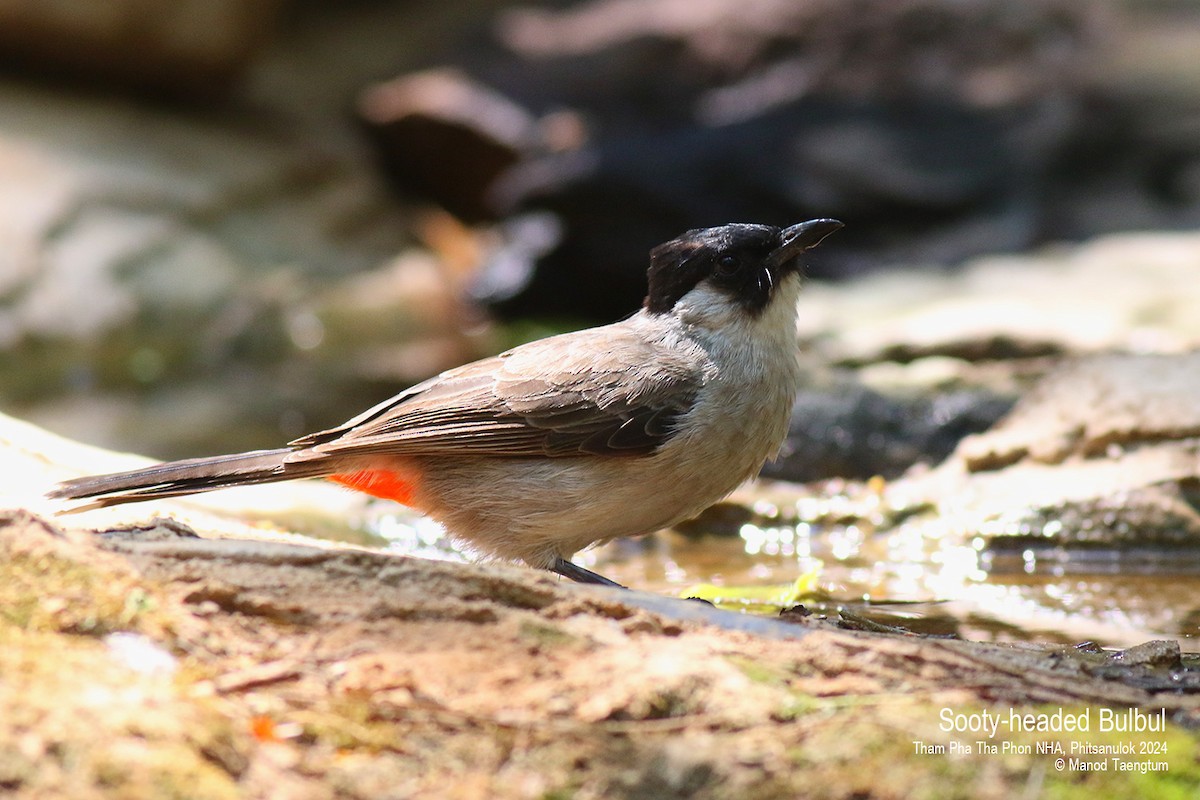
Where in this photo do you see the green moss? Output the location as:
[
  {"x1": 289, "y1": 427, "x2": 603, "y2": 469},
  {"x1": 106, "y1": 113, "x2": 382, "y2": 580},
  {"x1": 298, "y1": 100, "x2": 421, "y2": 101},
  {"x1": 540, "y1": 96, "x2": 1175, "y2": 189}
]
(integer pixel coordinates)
[
  {"x1": 0, "y1": 551, "x2": 165, "y2": 637},
  {"x1": 643, "y1": 687, "x2": 696, "y2": 720},
  {"x1": 297, "y1": 696, "x2": 408, "y2": 753},
  {"x1": 725, "y1": 655, "x2": 789, "y2": 687},
  {"x1": 0, "y1": 625, "x2": 246, "y2": 800},
  {"x1": 90, "y1": 740, "x2": 240, "y2": 800},
  {"x1": 773, "y1": 697, "x2": 1200, "y2": 800},
  {"x1": 772, "y1": 695, "x2": 825, "y2": 722},
  {"x1": 517, "y1": 619, "x2": 579, "y2": 648}
]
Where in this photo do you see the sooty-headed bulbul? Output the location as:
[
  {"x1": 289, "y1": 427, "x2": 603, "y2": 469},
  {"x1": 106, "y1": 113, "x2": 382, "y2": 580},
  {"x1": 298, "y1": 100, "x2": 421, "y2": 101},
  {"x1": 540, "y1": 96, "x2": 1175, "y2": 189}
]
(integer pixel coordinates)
[{"x1": 51, "y1": 219, "x2": 842, "y2": 587}]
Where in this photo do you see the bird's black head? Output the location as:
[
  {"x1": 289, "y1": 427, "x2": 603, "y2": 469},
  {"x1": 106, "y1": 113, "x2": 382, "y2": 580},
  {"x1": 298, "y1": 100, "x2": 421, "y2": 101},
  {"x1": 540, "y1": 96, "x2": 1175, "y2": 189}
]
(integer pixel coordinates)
[{"x1": 644, "y1": 219, "x2": 842, "y2": 316}]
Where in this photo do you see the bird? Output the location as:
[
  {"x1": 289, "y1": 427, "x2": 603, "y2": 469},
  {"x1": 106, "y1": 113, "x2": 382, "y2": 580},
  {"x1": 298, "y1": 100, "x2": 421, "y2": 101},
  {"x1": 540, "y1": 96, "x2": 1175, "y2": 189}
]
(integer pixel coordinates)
[{"x1": 50, "y1": 219, "x2": 842, "y2": 587}]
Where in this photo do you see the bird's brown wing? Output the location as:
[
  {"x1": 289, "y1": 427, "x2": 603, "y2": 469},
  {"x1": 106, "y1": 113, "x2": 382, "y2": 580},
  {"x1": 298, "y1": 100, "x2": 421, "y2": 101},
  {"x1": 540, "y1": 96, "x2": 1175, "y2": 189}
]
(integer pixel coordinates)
[{"x1": 287, "y1": 325, "x2": 706, "y2": 461}]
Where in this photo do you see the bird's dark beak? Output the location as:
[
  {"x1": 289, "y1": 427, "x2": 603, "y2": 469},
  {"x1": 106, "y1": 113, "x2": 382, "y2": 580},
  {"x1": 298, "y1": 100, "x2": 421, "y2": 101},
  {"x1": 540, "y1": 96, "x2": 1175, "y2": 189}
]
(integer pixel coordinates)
[{"x1": 766, "y1": 219, "x2": 843, "y2": 270}]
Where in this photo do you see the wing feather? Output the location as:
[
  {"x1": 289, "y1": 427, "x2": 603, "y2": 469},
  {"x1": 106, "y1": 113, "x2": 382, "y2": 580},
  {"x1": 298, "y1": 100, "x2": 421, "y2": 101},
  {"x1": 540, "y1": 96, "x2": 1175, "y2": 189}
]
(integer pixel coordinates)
[{"x1": 287, "y1": 324, "x2": 705, "y2": 461}]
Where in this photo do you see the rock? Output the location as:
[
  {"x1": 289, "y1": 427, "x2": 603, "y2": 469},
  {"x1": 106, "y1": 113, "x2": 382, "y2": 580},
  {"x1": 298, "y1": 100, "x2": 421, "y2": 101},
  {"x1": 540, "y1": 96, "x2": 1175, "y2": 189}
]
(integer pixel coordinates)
[
  {"x1": 358, "y1": 69, "x2": 543, "y2": 223},
  {"x1": 891, "y1": 352, "x2": 1200, "y2": 553},
  {"x1": 687, "y1": 347, "x2": 1200, "y2": 646},
  {"x1": 1112, "y1": 639, "x2": 1183, "y2": 669},
  {"x1": 358, "y1": 0, "x2": 1200, "y2": 323},
  {"x1": 0, "y1": 407, "x2": 376, "y2": 545},
  {"x1": 478, "y1": 96, "x2": 1050, "y2": 319},
  {"x1": 0, "y1": 0, "x2": 285, "y2": 97},
  {"x1": 763, "y1": 371, "x2": 1013, "y2": 482},
  {"x1": 0, "y1": 3, "x2": 551, "y2": 462},
  {"x1": 0, "y1": 75, "x2": 486, "y2": 460},
  {"x1": 958, "y1": 353, "x2": 1200, "y2": 470},
  {"x1": 1, "y1": 478, "x2": 1198, "y2": 797},
  {"x1": 764, "y1": 230, "x2": 1200, "y2": 481},
  {"x1": 795, "y1": 231, "x2": 1200, "y2": 366}
]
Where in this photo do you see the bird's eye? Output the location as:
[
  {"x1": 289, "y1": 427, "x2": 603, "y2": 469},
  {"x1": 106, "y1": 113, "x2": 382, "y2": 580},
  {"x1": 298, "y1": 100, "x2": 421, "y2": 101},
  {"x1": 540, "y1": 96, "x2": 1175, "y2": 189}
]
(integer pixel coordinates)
[{"x1": 716, "y1": 254, "x2": 739, "y2": 275}]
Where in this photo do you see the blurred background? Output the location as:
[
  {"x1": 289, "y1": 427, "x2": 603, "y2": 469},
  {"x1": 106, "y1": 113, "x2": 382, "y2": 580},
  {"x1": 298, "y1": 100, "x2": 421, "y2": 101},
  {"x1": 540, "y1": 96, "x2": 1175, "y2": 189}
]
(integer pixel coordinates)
[{"x1": 1, "y1": 0, "x2": 1199, "y2": 465}]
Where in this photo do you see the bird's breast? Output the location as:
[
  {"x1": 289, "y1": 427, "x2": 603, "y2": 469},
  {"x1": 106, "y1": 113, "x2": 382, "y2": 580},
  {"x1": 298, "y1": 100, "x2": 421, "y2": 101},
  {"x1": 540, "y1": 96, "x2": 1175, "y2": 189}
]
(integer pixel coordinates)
[{"x1": 656, "y1": 314, "x2": 801, "y2": 497}]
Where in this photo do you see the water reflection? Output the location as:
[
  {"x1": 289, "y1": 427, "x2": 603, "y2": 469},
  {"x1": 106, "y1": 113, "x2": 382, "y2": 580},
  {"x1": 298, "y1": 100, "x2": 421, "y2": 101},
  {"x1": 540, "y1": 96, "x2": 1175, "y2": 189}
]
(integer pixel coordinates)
[
  {"x1": 346, "y1": 488, "x2": 1199, "y2": 649},
  {"x1": 586, "y1": 490, "x2": 1200, "y2": 648}
]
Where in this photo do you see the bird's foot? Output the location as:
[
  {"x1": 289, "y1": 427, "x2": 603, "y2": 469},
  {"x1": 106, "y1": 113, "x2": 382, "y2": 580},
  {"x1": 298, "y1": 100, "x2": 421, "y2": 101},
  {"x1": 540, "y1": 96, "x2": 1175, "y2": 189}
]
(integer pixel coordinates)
[{"x1": 550, "y1": 557, "x2": 626, "y2": 589}]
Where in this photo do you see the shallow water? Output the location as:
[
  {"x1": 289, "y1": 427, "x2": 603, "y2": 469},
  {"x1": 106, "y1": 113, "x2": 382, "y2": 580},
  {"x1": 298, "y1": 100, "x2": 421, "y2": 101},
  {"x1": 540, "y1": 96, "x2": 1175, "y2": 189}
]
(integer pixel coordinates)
[
  {"x1": 355, "y1": 497, "x2": 1200, "y2": 650},
  {"x1": 586, "y1": 526, "x2": 1200, "y2": 649}
]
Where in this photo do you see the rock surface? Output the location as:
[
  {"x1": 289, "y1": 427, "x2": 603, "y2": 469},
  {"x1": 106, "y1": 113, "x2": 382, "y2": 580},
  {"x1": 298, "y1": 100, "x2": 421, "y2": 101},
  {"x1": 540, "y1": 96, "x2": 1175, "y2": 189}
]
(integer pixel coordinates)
[
  {"x1": 1, "y1": 5, "x2": 1199, "y2": 794},
  {"x1": 794, "y1": 231, "x2": 1200, "y2": 366},
  {"x1": 0, "y1": 0, "x2": 284, "y2": 96},
  {"x1": 3, "y1": 505, "x2": 1198, "y2": 799},
  {"x1": 0, "y1": 72, "x2": 485, "y2": 459},
  {"x1": 958, "y1": 352, "x2": 1200, "y2": 470},
  {"x1": 890, "y1": 352, "x2": 1200, "y2": 553},
  {"x1": 763, "y1": 372, "x2": 1013, "y2": 482},
  {"x1": 768, "y1": 229, "x2": 1200, "y2": 482}
]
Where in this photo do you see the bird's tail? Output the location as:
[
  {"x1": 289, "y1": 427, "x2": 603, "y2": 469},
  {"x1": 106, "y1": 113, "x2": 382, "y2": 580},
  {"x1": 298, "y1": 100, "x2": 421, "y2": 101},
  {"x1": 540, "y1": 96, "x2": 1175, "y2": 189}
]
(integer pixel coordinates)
[{"x1": 48, "y1": 448, "x2": 328, "y2": 512}]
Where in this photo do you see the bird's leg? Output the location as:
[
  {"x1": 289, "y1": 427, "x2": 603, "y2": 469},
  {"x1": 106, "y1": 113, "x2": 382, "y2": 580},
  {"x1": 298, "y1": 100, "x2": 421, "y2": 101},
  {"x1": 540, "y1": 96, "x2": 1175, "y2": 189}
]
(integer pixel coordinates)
[{"x1": 550, "y1": 557, "x2": 626, "y2": 588}]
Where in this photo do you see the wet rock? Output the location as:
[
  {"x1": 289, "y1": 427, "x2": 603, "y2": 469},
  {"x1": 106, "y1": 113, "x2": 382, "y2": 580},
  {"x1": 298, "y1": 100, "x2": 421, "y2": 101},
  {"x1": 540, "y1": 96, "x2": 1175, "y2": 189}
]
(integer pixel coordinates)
[
  {"x1": 1087, "y1": 640, "x2": 1200, "y2": 692},
  {"x1": 763, "y1": 372, "x2": 1013, "y2": 482},
  {"x1": 1112, "y1": 640, "x2": 1183, "y2": 669},
  {"x1": 891, "y1": 352, "x2": 1200, "y2": 553},
  {"x1": 760, "y1": 230, "x2": 1200, "y2": 482},
  {"x1": 958, "y1": 353, "x2": 1200, "y2": 470}
]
